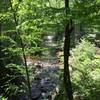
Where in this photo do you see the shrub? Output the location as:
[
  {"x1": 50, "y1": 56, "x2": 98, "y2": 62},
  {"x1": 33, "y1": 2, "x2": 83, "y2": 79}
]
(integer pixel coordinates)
[
  {"x1": 0, "y1": 64, "x2": 27, "y2": 99},
  {"x1": 70, "y1": 39, "x2": 100, "y2": 100},
  {"x1": 56, "y1": 39, "x2": 100, "y2": 100}
]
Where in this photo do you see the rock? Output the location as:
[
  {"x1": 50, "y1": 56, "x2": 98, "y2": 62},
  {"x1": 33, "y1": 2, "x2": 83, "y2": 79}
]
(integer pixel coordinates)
[
  {"x1": 40, "y1": 85, "x2": 48, "y2": 92},
  {"x1": 41, "y1": 92, "x2": 50, "y2": 98},
  {"x1": 34, "y1": 61, "x2": 43, "y2": 68},
  {"x1": 31, "y1": 88, "x2": 41, "y2": 99}
]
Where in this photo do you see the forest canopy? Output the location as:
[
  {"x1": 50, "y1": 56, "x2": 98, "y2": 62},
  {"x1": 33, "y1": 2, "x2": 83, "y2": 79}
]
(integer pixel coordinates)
[{"x1": 0, "y1": 0, "x2": 100, "y2": 100}]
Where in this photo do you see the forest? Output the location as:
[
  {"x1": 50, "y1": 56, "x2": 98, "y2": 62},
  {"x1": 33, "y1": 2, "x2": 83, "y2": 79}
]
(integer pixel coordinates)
[{"x1": 0, "y1": 0, "x2": 100, "y2": 100}]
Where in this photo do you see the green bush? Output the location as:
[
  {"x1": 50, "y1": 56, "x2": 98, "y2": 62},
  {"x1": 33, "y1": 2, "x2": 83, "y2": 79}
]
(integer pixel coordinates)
[
  {"x1": 70, "y1": 39, "x2": 100, "y2": 100},
  {"x1": 0, "y1": 96, "x2": 7, "y2": 100},
  {"x1": 56, "y1": 39, "x2": 100, "y2": 100},
  {"x1": 0, "y1": 64, "x2": 27, "y2": 99}
]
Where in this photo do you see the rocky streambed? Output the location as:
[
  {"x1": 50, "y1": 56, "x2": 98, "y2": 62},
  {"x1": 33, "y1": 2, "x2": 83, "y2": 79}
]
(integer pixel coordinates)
[
  {"x1": 29, "y1": 35, "x2": 61, "y2": 100},
  {"x1": 31, "y1": 65, "x2": 59, "y2": 100},
  {"x1": 18, "y1": 62, "x2": 60, "y2": 100}
]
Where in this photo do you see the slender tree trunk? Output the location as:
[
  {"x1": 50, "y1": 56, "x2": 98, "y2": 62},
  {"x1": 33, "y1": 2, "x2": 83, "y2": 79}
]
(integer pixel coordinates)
[
  {"x1": 8, "y1": 0, "x2": 32, "y2": 100},
  {"x1": 0, "y1": 22, "x2": 1, "y2": 35},
  {"x1": 64, "y1": 0, "x2": 74, "y2": 100}
]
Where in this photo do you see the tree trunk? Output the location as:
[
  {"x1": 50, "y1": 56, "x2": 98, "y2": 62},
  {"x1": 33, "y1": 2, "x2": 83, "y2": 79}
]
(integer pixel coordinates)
[
  {"x1": 0, "y1": 22, "x2": 2, "y2": 35},
  {"x1": 64, "y1": 0, "x2": 74, "y2": 100}
]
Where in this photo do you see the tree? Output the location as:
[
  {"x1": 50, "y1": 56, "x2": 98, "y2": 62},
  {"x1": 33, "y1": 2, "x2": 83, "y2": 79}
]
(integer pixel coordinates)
[
  {"x1": 0, "y1": 0, "x2": 32, "y2": 99},
  {"x1": 63, "y1": 0, "x2": 74, "y2": 100},
  {"x1": 8, "y1": 0, "x2": 32, "y2": 99}
]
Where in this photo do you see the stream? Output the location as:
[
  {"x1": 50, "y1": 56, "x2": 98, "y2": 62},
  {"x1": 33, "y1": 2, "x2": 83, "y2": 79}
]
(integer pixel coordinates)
[{"x1": 18, "y1": 35, "x2": 62, "y2": 100}]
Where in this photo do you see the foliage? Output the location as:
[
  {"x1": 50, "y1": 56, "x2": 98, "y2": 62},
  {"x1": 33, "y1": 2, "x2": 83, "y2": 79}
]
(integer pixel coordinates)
[
  {"x1": 0, "y1": 0, "x2": 46, "y2": 98},
  {"x1": 70, "y1": 39, "x2": 100, "y2": 100},
  {"x1": 54, "y1": 70, "x2": 66, "y2": 100},
  {"x1": 56, "y1": 39, "x2": 100, "y2": 100},
  {"x1": 0, "y1": 0, "x2": 100, "y2": 99},
  {"x1": 0, "y1": 96, "x2": 7, "y2": 100},
  {"x1": 0, "y1": 64, "x2": 27, "y2": 98}
]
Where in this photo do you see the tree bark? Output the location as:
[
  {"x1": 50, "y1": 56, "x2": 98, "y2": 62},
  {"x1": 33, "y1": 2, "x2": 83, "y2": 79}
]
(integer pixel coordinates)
[{"x1": 64, "y1": 0, "x2": 74, "y2": 100}]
